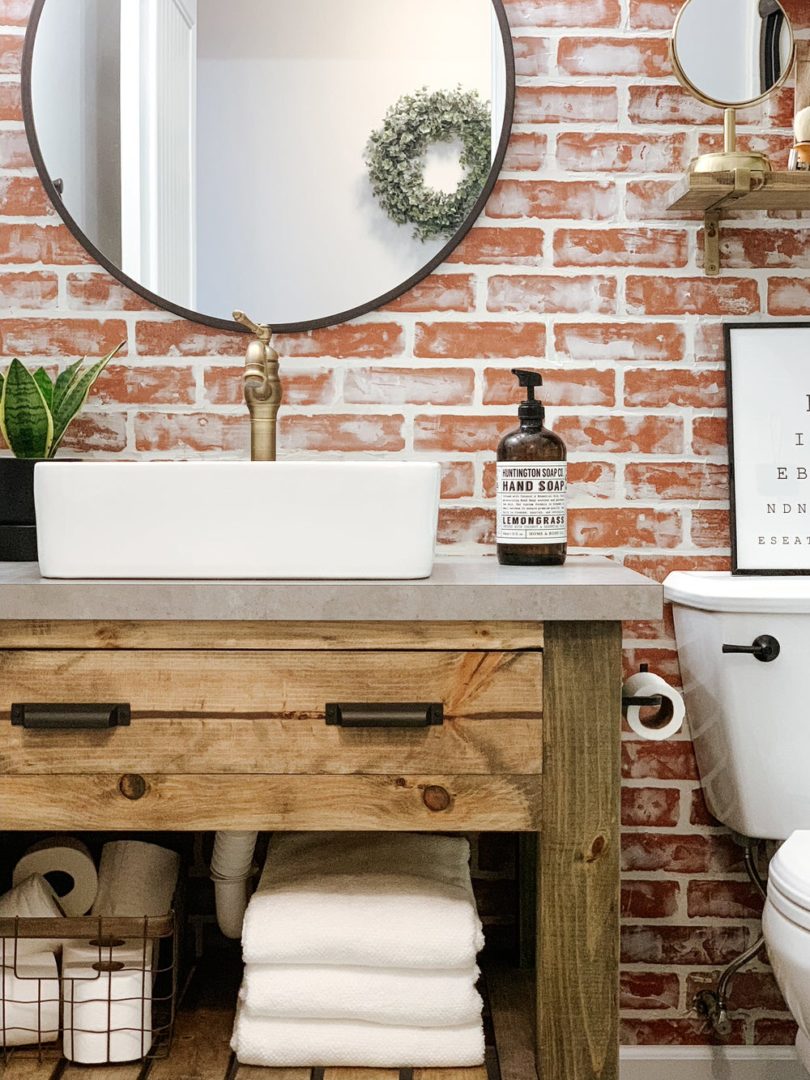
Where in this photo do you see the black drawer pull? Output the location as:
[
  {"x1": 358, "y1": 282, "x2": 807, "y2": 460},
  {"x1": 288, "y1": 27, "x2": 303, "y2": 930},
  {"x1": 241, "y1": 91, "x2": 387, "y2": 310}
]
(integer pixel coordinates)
[
  {"x1": 11, "y1": 704, "x2": 131, "y2": 730},
  {"x1": 325, "y1": 703, "x2": 443, "y2": 729}
]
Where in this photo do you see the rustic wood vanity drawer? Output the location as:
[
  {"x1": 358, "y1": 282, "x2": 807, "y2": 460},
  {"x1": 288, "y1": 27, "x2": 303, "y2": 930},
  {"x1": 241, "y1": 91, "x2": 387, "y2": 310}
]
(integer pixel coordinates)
[
  {"x1": 0, "y1": 772, "x2": 542, "y2": 832},
  {"x1": 0, "y1": 648, "x2": 542, "y2": 776}
]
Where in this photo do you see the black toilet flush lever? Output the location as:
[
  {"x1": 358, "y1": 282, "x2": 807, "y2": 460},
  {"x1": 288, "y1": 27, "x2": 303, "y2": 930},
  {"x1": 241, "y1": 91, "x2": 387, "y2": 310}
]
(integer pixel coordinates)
[{"x1": 721, "y1": 635, "x2": 780, "y2": 663}]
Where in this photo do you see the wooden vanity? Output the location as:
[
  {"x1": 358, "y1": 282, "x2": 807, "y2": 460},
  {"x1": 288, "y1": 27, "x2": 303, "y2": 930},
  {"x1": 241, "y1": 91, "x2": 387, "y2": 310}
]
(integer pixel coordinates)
[{"x1": 0, "y1": 555, "x2": 661, "y2": 1080}]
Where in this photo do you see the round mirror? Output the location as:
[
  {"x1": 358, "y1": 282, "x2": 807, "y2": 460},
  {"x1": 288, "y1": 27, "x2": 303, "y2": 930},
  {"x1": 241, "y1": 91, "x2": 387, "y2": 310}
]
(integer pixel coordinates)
[
  {"x1": 22, "y1": 0, "x2": 514, "y2": 333},
  {"x1": 671, "y1": 0, "x2": 794, "y2": 109}
]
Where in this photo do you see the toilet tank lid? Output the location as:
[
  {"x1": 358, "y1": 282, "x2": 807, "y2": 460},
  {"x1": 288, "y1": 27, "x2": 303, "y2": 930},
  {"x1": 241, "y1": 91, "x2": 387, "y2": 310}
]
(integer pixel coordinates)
[
  {"x1": 769, "y1": 832, "x2": 810, "y2": 914},
  {"x1": 664, "y1": 572, "x2": 810, "y2": 613}
]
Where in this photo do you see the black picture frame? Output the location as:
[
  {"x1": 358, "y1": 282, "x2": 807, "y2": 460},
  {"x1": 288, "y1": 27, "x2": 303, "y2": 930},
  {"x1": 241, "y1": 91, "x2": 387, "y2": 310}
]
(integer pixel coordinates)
[
  {"x1": 21, "y1": 0, "x2": 516, "y2": 335},
  {"x1": 725, "y1": 320, "x2": 810, "y2": 575}
]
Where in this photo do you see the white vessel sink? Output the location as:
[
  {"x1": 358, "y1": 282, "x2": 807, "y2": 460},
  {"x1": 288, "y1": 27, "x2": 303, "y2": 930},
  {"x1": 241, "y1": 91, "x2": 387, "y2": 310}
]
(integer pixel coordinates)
[{"x1": 34, "y1": 461, "x2": 441, "y2": 579}]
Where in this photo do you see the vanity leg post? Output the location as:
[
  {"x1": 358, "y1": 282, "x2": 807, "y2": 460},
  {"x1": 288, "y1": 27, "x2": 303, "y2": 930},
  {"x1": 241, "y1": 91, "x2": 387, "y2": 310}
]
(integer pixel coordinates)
[{"x1": 538, "y1": 621, "x2": 622, "y2": 1080}]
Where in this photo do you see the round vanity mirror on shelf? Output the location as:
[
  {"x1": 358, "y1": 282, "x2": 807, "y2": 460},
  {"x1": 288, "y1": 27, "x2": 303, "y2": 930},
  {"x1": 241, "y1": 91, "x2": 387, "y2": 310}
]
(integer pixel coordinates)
[
  {"x1": 670, "y1": 0, "x2": 795, "y2": 174},
  {"x1": 671, "y1": 0, "x2": 794, "y2": 109},
  {"x1": 22, "y1": 0, "x2": 514, "y2": 333}
]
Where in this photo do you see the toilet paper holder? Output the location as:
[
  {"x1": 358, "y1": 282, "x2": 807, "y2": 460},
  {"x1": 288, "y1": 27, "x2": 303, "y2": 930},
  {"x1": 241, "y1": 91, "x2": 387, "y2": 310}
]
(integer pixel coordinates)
[
  {"x1": 621, "y1": 663, "x2": 675, "y2": 727},
  {"x1": 622, "y1": 663, "x2": 664, "y2": 708}
]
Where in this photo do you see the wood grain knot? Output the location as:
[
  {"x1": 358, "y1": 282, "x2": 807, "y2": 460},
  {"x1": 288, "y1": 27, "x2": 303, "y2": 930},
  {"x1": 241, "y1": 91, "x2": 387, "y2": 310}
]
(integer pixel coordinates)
[
  {"x1": 422, "y1": 785, "x2": 452, "y2": 812},
  {"x1": 119, "y1": 774, "x2": 148, "y2": 801},
  {"x1": 584, "y1": 834, "x2": 607, "y2": 862}
]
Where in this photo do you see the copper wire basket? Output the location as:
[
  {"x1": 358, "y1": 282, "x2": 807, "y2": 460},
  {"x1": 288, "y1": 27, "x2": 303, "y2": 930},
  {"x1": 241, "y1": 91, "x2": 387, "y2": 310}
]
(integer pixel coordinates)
[{"x1": 0, "y1": 912, "x2": 178, "y2": 1065}]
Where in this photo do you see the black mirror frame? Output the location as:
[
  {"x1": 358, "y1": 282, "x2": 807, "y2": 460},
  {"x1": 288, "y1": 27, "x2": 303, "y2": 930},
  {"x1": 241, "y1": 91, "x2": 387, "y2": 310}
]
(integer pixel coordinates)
[{"x1": 21, "y1": 0, "x2": 516, "y2": 335}]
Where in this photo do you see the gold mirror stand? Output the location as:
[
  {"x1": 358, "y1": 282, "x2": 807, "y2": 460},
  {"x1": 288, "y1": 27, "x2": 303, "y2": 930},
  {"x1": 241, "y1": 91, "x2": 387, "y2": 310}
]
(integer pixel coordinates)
[
  {"x1": 669, "y1": 0, "x2": 796, "y2": 177},
  {"x1": 234, "y1": 310, "x2": 282, "y2": 462},
  {"x1": 691, "y1": 108, "x2": 772, "y2": 176},
  {"x1": 667, "y1": 0, "x2": 809, "y2": 275},
  {"x1": 693, "y1": 111, "x2": 769, "y2": 276}
]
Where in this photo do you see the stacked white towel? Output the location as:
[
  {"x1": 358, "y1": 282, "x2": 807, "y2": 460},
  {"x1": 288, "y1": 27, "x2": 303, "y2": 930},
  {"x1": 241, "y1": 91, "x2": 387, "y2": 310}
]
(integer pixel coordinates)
[{"x1": 231, "y1": 833, "x2": 485, "y2": 1068}]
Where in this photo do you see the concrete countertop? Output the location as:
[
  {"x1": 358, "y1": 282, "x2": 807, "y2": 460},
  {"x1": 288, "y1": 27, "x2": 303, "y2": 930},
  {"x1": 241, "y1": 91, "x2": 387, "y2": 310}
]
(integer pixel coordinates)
[{"x1": 0, "y1": 555, "x2": 661, "y2": 622}]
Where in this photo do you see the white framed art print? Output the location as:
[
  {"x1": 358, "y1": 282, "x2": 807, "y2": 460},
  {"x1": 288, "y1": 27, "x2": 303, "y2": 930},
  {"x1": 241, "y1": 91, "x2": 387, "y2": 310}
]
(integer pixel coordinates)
[{"x1": 726, "y1": 322, "x2": 810, "y2": 574}]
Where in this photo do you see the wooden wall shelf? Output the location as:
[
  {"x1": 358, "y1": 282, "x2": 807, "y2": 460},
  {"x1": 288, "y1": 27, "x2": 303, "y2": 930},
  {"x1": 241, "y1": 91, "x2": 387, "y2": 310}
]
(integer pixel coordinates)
[{"x1": 667, "y1": 169, "x2": 810, "y2": 276}]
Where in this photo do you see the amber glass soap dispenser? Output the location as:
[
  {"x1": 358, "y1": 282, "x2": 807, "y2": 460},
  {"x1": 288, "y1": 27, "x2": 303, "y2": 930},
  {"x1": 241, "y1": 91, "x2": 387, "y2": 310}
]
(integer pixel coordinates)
[{"x1": 496, "y1": 369, "x2": 567, "y2": 566}]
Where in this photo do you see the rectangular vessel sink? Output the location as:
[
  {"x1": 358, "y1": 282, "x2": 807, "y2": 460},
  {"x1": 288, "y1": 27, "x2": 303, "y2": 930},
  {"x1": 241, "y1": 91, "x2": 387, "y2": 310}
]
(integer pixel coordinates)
[{"x1": 34, "y1": 461, "x2": 441, "y2": 579}]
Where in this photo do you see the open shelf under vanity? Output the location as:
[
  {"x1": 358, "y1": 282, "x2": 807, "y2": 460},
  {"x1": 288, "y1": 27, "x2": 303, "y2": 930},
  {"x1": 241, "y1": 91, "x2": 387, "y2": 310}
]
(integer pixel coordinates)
[{"x1": 0, "y1": 828, "x2": 536, "y2": 1080}]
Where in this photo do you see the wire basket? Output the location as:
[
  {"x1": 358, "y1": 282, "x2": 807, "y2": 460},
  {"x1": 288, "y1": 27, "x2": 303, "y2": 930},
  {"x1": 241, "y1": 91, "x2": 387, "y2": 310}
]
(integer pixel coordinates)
[{"x1": 0, "y1": 911, "x2": 178, "y2": 1065}]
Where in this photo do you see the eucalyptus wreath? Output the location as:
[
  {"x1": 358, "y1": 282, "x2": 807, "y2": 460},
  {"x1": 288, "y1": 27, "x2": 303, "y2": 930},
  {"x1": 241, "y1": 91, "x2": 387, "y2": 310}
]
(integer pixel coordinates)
[{"x1": 365, "y1": 87, "x2": 492, "y2": 242}]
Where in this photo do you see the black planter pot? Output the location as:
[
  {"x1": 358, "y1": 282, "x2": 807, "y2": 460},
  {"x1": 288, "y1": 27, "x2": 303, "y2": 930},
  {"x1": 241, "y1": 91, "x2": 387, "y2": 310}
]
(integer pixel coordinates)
[{"x1": 0, "y1": 458, "x2": 39, "y2": 561}]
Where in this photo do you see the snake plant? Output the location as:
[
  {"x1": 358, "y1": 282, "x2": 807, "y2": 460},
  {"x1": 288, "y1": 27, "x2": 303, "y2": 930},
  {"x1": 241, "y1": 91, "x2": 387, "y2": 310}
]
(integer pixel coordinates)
[{"x1": 0, "y1": 341, "x2": 125, "y2": 459}]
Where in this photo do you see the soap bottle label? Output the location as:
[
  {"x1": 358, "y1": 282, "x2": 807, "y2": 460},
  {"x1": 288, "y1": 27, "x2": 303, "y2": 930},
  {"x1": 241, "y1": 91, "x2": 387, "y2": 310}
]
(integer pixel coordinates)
[{"x1": 496, "y1": 462, "x2": 567, "y2": 544}]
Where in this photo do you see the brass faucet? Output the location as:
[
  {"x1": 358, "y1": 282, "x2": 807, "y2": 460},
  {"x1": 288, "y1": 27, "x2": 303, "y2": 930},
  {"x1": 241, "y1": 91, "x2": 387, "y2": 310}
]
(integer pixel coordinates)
[{"x1": 233, "y1": 310, "x2": 281, "y2": 462}]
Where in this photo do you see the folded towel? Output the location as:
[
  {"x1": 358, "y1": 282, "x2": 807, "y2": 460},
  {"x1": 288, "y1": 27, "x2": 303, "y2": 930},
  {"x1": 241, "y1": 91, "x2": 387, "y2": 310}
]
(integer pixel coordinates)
[
  {"x1": 242, "y1": 833, "x2": 483, "y2": 969},
  {"x1": 240, "y1": 963, "x2": 482, "y2": 1027},
  {"x1": 231, "y1": 1008, "x2": 485, "y2": 1068}
]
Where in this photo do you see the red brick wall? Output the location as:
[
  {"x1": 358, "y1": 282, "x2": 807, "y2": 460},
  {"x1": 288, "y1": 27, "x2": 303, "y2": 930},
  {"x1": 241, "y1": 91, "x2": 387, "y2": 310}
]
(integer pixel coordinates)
[{"x1": 2, "y1": 0, "x2": 810, "y2": 1048}]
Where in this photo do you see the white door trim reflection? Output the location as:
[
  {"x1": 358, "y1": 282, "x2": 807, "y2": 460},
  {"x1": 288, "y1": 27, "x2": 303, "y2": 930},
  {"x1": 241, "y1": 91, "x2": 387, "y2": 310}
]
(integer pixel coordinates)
[{"x1": 120, "y1": 0, "x2": 197, "y2": 307}]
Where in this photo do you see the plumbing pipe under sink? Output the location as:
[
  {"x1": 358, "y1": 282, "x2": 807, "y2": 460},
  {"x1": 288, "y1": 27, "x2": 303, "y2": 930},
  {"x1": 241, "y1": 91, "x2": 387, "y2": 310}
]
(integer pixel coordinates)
[{"x1": 211, "y1": 832, "x2": 258, "y2": 940}]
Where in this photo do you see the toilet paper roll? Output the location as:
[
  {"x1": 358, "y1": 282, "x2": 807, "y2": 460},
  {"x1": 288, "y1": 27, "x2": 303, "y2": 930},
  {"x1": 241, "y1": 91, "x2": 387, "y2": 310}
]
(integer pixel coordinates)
[
  {"x1": 13, "y1": 839, "x2": 98, "y2": 917},
  {"x1": 1, "y1": 952, "x2": 59, "y2": 1048},
  {"x1": 0, "y1": 874, "x2": 63, "y2": 920},
  {"x1": 0, "y1": 873, "x2": 64, "y2": 958},
  {"x1": 62, "y1": 946, "x2": 152, "y2": 1064},
  {"x1": 623, "y1": 671, "x2": 685, "y2": 742},
  {"x1": 93, "y1": 841, "x2": 180, "y2": 918}
]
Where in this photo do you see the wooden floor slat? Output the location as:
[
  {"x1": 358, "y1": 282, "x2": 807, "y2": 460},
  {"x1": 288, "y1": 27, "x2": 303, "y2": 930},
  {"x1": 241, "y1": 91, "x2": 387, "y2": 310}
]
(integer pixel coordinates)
[
  {"x1": 414, "y1": 1070, "x2": 487, "y2": 1080},
  {"x1": 239, "y1": 1070, "x2": 309, "y2": 1080},
  {"x1": 324, "y1": 1071, "x2": 399, "y2": 1080},
  {"x1": 487, "y1": 969, "x2": 536, "y2": 1080},
  {"x1": 148, "y1": 954, "x2": 237, "y2": 1080},
  {"x1": 146, "y1": 1004, "x2": 234, "y2": 1080},
  {"x1": 0, "y1": 1051, "x2": 60, "y2": 1078},
  {"x1": 62, "y1": 1066, "x2": 142, "y2": 1079}
]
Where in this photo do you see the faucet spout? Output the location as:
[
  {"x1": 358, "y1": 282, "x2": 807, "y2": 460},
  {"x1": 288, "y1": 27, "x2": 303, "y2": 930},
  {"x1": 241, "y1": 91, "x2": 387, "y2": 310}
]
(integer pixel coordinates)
[{"x1": 234, "y1": 310, "x2": 282, "y2": 462}]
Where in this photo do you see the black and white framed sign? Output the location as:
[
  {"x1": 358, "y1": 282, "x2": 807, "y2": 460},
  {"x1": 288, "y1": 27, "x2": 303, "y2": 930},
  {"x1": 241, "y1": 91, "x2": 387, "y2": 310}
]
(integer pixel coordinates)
[{"x1": 726, "y1": 322, "x2": 810, "y2": 574}]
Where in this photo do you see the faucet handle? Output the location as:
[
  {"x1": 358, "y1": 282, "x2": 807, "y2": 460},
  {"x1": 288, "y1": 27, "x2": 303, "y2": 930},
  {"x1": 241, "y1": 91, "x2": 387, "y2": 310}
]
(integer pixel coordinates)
[{"x1": 233, "y1": 310, "x2": 272, "y2": 343}]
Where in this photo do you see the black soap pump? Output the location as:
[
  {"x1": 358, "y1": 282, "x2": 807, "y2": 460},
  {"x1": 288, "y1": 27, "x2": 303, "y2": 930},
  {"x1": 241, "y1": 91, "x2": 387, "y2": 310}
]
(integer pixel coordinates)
[{"x1": 496, "y1": 369, "x2": 567, "y2": 566}]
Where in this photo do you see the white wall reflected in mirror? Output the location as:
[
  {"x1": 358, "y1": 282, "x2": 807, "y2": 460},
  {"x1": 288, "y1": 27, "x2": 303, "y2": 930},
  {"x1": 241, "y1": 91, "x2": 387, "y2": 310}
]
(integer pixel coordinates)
[
  {"x1": 29, "y1": 0, "x2": 508, "y2": 328},
  {"x1": 673, "y1": 0, "x2": 792, "y2": 107}
]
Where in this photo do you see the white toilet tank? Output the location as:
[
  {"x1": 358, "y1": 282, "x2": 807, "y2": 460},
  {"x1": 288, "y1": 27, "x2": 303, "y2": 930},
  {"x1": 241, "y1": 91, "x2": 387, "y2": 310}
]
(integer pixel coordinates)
[{"x1": 664, "y1": 572, "x2": 810, "y2": 841}]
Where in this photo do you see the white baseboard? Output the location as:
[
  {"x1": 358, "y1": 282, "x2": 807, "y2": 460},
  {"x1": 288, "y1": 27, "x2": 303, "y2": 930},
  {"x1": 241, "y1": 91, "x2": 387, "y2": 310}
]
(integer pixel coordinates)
[{"x1": 620, "y1": 1046, "x2": 805, "y2": 1080}]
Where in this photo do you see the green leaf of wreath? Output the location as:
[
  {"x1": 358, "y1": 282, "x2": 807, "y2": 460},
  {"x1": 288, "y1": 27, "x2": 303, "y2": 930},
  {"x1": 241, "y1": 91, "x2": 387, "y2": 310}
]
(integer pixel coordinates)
[{"x1": 365, "y1": 87, "x2": 492, "y2": 243}]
